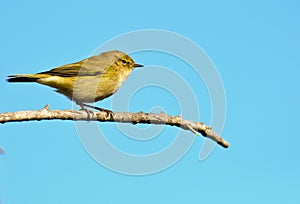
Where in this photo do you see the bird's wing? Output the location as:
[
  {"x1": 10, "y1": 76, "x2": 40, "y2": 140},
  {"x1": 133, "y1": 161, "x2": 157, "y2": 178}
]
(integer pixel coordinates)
[{"x1": 39, "y1": 56, "x2": 111, "y2": 77}]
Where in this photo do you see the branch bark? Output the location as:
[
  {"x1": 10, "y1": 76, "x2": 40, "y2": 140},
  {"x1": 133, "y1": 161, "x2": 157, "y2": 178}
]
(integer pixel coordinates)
[{"x1": 0, "y1": 105, "x2": 229, "y2": 148}]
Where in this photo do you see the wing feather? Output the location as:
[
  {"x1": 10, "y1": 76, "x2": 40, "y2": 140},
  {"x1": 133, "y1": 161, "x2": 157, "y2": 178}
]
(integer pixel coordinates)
[{"x1": 39, "y1": 55, "x2": 112, "y2": 77}]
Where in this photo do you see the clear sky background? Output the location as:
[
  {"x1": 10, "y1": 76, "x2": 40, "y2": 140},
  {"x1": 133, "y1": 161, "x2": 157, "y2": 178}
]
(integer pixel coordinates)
[{"x1": 1, "y1": 0, "x2": 300, "y2": 203}]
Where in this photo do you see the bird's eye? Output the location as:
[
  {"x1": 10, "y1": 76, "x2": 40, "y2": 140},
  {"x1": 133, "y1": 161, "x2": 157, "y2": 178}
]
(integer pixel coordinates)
[{"x1": 121, "y1": 59, "x2": 127, "y2": 65}]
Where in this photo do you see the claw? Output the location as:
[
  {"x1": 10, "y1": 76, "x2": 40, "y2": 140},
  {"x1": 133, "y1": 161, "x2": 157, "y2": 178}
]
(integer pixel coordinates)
[{"x1": 101, "y1": 108, "x2": 114, "y2": 118}]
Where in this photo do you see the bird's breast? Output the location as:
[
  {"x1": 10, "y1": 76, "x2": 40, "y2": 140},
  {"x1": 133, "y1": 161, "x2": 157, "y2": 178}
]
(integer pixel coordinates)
[{"x1": 113, "y1": 75, "x2": 127, "y2": 92}]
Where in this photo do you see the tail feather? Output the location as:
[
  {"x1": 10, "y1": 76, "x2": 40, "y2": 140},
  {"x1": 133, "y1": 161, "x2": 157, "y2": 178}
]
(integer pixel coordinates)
[{"x1": 7, "y1": 75, "x2": 40, "y2": 83}]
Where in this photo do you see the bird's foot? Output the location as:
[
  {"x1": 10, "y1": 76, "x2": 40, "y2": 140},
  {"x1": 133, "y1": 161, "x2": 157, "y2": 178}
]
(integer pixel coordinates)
[
  {"x1": 99, "y1": 108, "x2": 114, "y2": 119},
  {"x1": 79, "y1": 108, "x2": 94, "y2": 121},
  {"x1": 82, "y1": 103, "x2": 114, "y2": 119}
]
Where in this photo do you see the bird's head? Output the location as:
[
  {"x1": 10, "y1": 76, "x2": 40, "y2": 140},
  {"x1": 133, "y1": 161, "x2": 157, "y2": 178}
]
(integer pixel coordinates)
[{"x1": 104, "y1": 50, "x2": 143, "y2": 70}]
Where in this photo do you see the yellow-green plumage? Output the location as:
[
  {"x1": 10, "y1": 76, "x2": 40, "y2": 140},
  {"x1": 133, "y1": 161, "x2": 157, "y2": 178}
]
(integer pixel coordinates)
[{"x1": 7, "y1": 50, "x2": 143, "y2": 108}]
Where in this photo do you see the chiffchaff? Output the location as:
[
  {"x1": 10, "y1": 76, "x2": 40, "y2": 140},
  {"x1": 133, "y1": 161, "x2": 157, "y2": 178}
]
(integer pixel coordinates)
[{"x1": 7, "y1": 50, "x2": 143, "y2": 111}]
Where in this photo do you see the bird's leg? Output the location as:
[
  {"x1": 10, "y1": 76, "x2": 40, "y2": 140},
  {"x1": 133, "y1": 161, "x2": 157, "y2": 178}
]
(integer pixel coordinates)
[
  {"x1": 81, "y1": 103, "x2": 108, "y2": 112},
  {"x1": 82, "y1": 103, "x2": 114, "y2": 118}
]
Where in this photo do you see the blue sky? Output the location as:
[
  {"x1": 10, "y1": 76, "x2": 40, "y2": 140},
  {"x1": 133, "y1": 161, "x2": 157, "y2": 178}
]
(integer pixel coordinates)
[{"x1": 1, "y1": 0, "x2": 300, "y2": 203}]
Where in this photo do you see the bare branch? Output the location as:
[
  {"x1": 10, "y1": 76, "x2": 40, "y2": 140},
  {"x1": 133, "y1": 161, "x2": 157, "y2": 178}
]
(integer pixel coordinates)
[{"x1": 0, "y1": 105, "x2": 229, "y2": 148}]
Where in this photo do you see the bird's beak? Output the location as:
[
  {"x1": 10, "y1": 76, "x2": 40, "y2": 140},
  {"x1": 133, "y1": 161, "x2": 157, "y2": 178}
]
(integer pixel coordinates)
[{"x1": 134, "y1": 63, "x2": 144, "y2": 68}]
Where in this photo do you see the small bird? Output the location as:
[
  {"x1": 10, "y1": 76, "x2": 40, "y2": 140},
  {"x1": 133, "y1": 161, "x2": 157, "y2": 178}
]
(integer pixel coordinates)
[{"x1": 7, "y1": 50, "x2": 143, "y2": 112}]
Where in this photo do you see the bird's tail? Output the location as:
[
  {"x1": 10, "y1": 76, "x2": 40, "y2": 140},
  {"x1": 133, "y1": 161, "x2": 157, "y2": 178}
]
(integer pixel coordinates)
[{"x1": 7, "y1": 74, "x2": 41, "y2": 83}]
